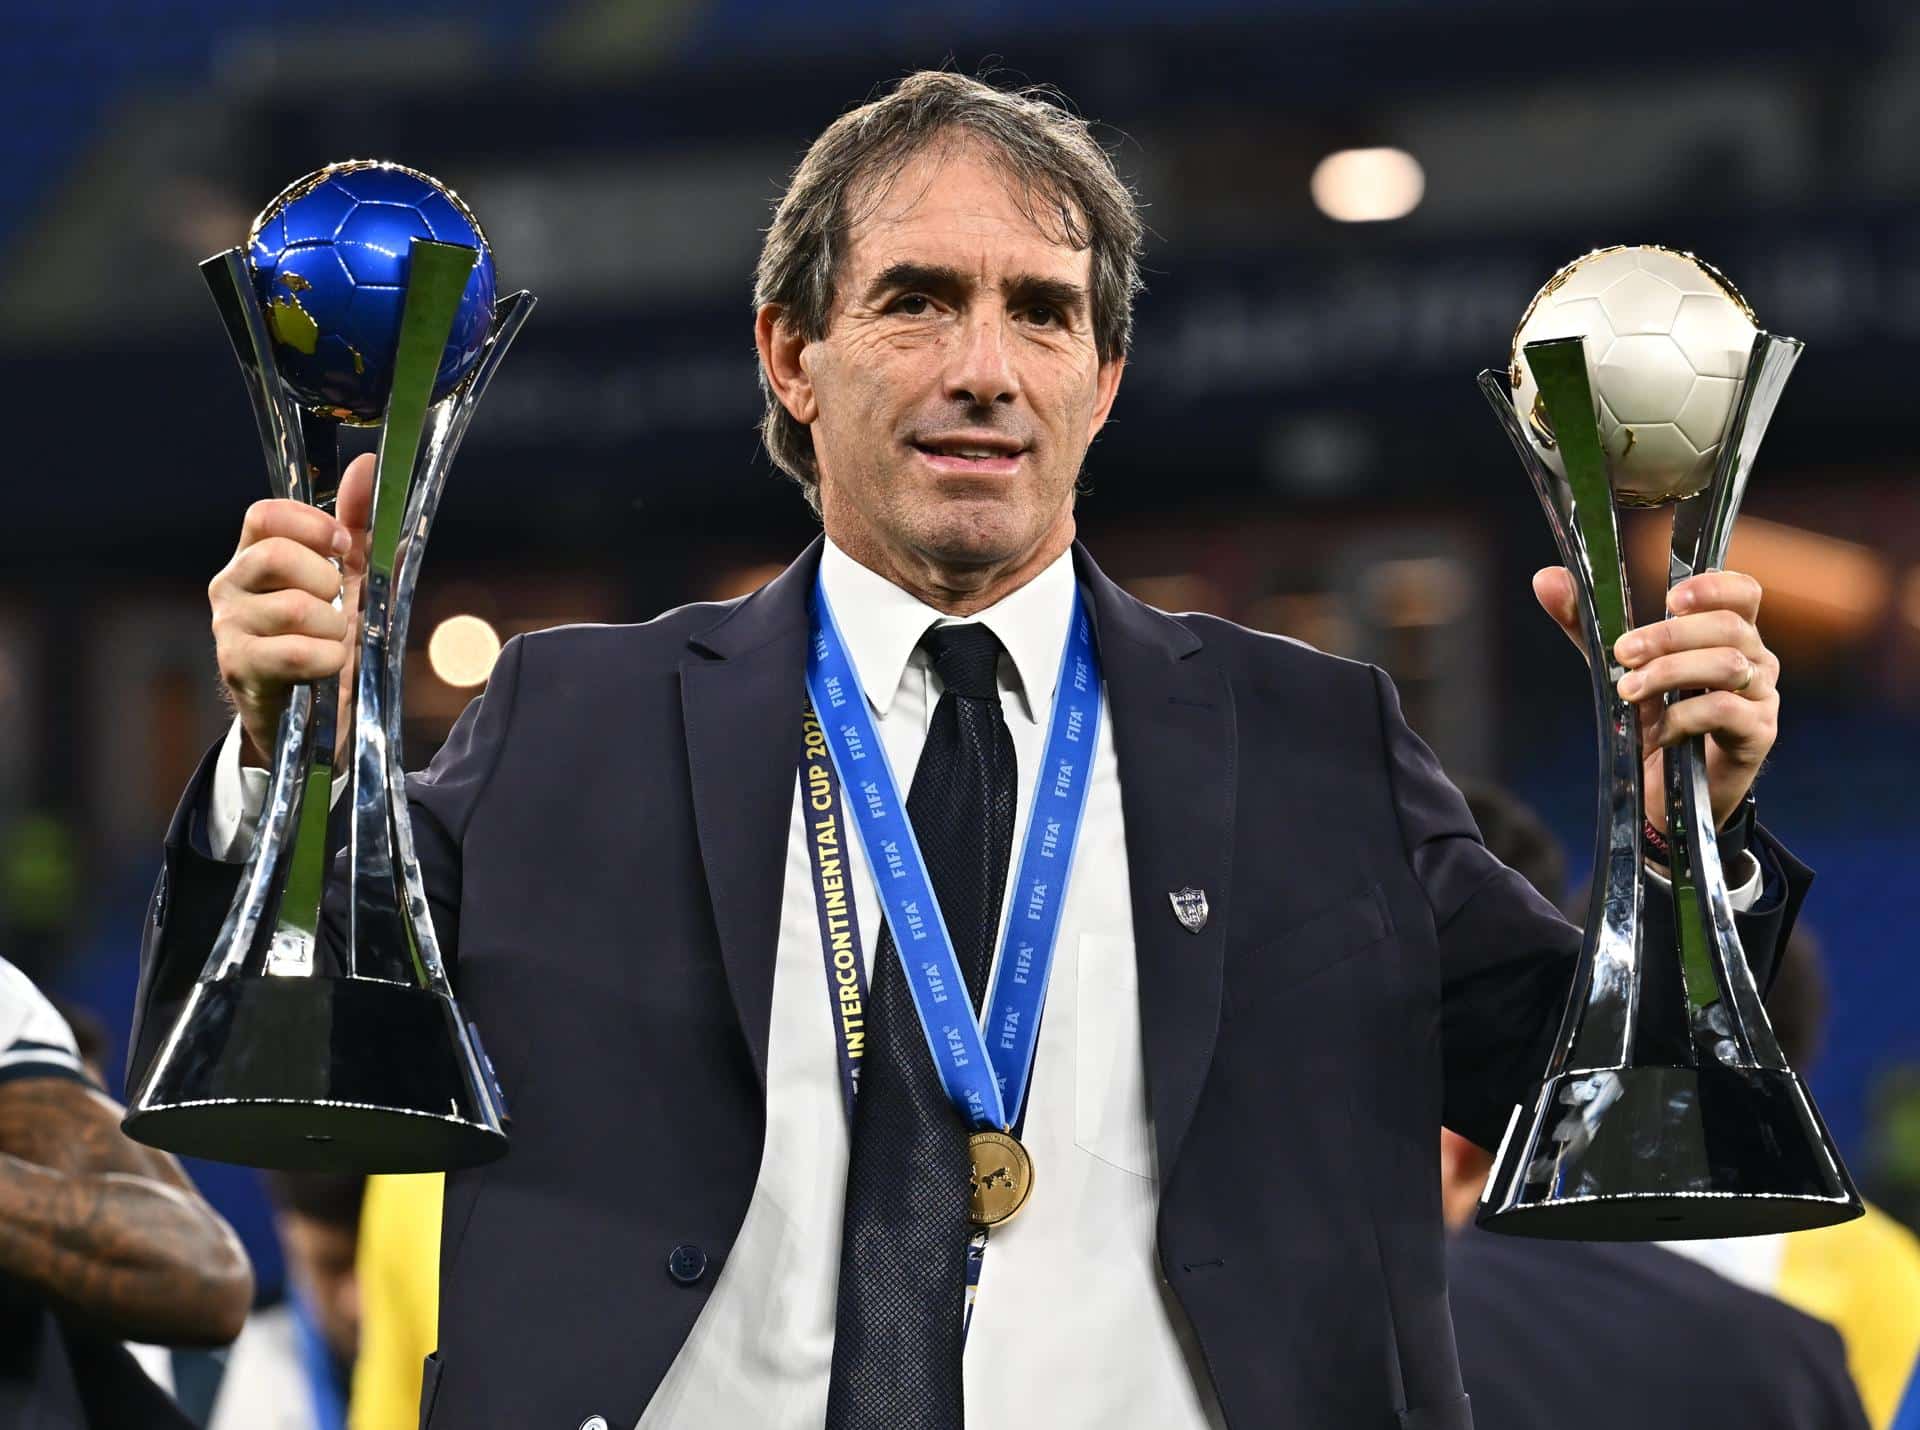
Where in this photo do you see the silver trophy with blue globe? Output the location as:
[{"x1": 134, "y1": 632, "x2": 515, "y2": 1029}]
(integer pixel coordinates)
[{"x1": 123, "y1": 161, "x2": 535, "y2": 1173}]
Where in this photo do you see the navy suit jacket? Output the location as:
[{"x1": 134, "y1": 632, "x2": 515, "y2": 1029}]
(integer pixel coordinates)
[{"x1": 128, "y1": 539, "x2": 1809, "y2": 1430}]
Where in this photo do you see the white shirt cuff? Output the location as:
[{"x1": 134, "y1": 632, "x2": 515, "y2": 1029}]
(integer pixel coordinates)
[
  {"x1": 205, "y1": 718, "x2": 350, "y2": 862},
  {"x1": 1642, "y1": 848, "x2": 1764, "y2": 913}
]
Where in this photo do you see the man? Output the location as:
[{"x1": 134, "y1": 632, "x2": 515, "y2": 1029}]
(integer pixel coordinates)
[
  {"x1": 208, "y1": 1173, "x2": 364, "y2": 1430},
  {"x1": 131, "y1": 72, "x2": 1804, "y2": 1428},
  {"x1": 0, "y1": 954, "x2": 252, "y2": 1427},
  {"x1": 1444, "y1": 788, "x2": 1870, "y2": 1430}
]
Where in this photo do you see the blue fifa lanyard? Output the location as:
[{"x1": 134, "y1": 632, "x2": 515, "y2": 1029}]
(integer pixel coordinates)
[
  {"x1": 805, "y1": 574, "x2": 1101, "y2": 1136},
  {"x1": 803, "y1": 704, "x2": 989, "y2": 1337}
]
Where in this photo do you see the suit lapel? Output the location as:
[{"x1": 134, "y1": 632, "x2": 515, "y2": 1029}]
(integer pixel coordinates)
[
  {"x1": 680, "y1": 538, "x2": 822, "y2": 1088},
  {"x1": 1078, "y1": 544, "x2": 1237, "y2": 1183}
]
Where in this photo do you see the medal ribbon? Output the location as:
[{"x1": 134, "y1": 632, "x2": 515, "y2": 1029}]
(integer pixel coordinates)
[
  {"x1": 803, "y1": 703, "x2": 987, "y2": 1337},
  {"x1": 805, "y1": 575, "x2": 1101, "y2": 1135},
  {"x1": 800, "y1": 705, "x2": 871, "y2": 1125}
]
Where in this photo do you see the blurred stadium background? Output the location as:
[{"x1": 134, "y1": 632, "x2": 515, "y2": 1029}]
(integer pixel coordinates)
[{"x1": 3, "y1": 0, "x2": 1918, "y2": 1306}]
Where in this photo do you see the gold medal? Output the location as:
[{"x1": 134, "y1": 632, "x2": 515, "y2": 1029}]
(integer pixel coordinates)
[{"x1": 967, "y1": 1129, "x2": 1033, "y2": 1227}]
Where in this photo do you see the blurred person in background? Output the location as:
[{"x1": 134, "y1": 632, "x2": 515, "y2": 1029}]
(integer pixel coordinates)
[
  {"x1": 42, "y1": 997, "x2": 110, "y2": 1088},
  {"x1": 1454, "y1": 781, "x2": 1569, "y2": 913},
  {"x1": 207, "y1": 1171, "x2": 364, "y2": 1430},
  {"x1": 346, "y1": 1174, "x2": 441, "y2": 1430},
  {"x1": 1663, "y1": 930, "x2": 1920, "y2": 1430},
  {"x1": 132, "y1": 70, "x2": 1811, "y2": 1429},
  {"x1": 1440, "y1": 1123, "x2": 1868, "y2": 1430},
  {"x1": 0, "y1": 954, "x2": 252, "y2": 1428}
]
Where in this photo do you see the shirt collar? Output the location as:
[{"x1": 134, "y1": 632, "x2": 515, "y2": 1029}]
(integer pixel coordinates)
[{"x1": 818, "y1": 536, "x2": 1075, "y2": 726}]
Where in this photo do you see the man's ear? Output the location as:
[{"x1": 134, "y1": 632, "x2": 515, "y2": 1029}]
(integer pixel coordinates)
[
  {"x1": 1085, "y1": 354, "x2": 1125, "y2": 443},
  {"x1": 756, "y1": 304, "x2": 818, "y2": 425}
]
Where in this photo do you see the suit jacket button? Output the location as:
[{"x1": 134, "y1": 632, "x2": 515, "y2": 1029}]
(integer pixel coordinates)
[{"x1": 667, "y1": 1243, "x2": 708, "y2": 1285}]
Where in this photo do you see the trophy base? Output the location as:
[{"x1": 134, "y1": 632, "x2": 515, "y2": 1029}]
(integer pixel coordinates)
[
  {"x1": 1477, "y1": 1062, "x2": 1862, "y2": 1240},
  {"x1": 122, "y1": 974, "x2": 509, "y2": 1174}
]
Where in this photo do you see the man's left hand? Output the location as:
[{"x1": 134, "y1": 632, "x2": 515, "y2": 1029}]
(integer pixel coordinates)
[{"x1": 1533, "y1": 566, "x2": 1778, "y2": 833}]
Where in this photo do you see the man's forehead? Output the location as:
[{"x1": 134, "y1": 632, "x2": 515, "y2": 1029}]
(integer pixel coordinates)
[{"x1": 843, "y1": 142, "x2": 1090, "y2": 280}]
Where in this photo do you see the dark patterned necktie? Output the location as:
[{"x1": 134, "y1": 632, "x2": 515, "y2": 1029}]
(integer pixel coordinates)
[{"x1": 824, "y1": 622, "x2": 1018, "y2": 1430}]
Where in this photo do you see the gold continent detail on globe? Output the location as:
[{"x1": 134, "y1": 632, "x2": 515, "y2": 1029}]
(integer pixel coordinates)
[
  {"x1": 244, "y1": 158, "x2": 497, "y2": 424},
  {"x1": 1509, "y1": 244, "x2": 1758, "y2": 506}
]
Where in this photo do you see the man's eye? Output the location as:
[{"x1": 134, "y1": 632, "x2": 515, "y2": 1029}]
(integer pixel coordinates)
[
  {"x1": 1024, "y1": 305, "x2": 1060, "y2": 327},
  {"x1": 893, "y1": 294, "x2": 933, "y2": 316}
]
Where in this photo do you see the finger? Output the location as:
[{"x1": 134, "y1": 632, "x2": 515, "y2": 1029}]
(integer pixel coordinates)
[
  {"x1": 335, "y1": 454, "x2": 376, "y2": 539},
  {"x1": 223, "y1": 536, "x2": 347, "y2": 603},
  {"x1": 1531, "y1": 566, "x2": 1584, "y2": 654},
  {"x1": 1618, "y1": 647, "x2": 1773, "y2": 704},
  {"x1": 228, "y1": 589, "x2": 351, "y2": 642},
  {"x1": 1616, "y1": 610, "x2": 1766, "y2": 667},
  {"x1": 228, "y1": 633, "x2": 352, "y2": 687},
  {"x1": 236, "y1": 497, "x2": 351, "y2": 560},
  {"x1": 1668, "y1": 569, "x2": 1762, "y2": 622},
  {"x1": 1650, "y1": 689, "x2": 1774, "y2": 752}
]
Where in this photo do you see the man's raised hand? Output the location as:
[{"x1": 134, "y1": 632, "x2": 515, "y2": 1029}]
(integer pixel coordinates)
[
  {"x1": 1532, "y1": 565, "x2": 1779, "y2": 833},
  {"x1": 209, "y1": 453, "x2": 374, "y2": 768}
]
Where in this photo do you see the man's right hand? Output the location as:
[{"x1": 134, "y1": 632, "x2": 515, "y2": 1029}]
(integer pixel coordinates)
[{"x1": 209, "y1": 454, "x2": 374, "y2": 769}]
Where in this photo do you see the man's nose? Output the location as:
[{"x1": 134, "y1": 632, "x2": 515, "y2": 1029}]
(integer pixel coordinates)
[{"x1": 944, "y1": 308, "x2": 1020, "y2": 407}]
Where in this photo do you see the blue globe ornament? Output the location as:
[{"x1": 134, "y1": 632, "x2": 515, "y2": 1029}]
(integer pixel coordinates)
[{"x1": 247, "y1": 160, "x2": 496, "y2": 424}]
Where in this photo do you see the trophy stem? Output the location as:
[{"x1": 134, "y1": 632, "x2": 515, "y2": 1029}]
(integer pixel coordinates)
[
  {"x1": 266, "y1": 411, "x2": 347, "y2": 977},
  {"x1": 1663, "y1": 332, "x2": 1806, "y2": 1062},
  {"x1": 383, "y1": 292, "x2": 537, "y2": 991},
  {"x1": 1478, "y1": 354, "x2": 1646, "y2": 1074},
  {"x1": 347, "y1": 240, "x2": 477, "y2": 987},
  {"x1": 200, "y1": 251, "x2": 308, "y2": 504},
  {"x1": 193, "y1": 250, "x2": 326, "y2": 985}
]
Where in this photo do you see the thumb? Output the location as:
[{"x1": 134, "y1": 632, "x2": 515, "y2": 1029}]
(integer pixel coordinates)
[
  {"x1": 1531, "y1": 566, "x2": 1585, "y2": 655},
  {"x1": 334, "y1": 452, "x2": 376, "y2": 592},
  {"x1": 335, "y1": 452, "x2": 376, "y2": 539}
]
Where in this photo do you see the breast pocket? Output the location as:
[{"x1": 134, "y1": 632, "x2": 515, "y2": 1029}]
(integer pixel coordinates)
[
  {"x1": 1228, "y1": 883, "x2": 1396, "y2": 1019},
  {"x1": 1074, "y1": 932, "x2": 1155, "y2": 1179}
]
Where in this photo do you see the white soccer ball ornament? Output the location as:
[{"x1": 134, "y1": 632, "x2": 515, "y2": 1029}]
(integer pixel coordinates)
[{"x1": 1509, "y1": 245, "x2": 1758, "y2": 505}]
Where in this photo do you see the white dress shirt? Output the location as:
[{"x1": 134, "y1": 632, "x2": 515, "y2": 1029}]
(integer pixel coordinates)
[{"x1": 208, "y1": 538, "x2": 1225, "y2": 1429}]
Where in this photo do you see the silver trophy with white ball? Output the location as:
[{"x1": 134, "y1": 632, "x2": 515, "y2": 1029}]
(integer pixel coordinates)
[{"x1": 1476, "y1": 245, "x2": 1861, "y2": 1238}]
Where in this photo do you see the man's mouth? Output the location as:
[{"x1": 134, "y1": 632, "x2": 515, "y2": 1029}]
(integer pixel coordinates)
[{"x1": 910, "y1": 434, "x2": 1028, "y2": 474}]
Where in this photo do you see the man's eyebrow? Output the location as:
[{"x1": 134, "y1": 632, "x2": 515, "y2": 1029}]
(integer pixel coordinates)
[
  {"x1": 863, "y1": 261, "x2": 969, "y2": 304},
  {"x1": 860, "y1": 262, "x2": 1089, "y2": 316},
  {"x1": 1005, "y1": 274, "x2": 1088, "y2": 314}
]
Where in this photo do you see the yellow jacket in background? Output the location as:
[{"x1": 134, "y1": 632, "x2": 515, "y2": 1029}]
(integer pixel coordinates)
[{"x1": 348, "y1": 1173, "x2": 443, "y2": 1430}]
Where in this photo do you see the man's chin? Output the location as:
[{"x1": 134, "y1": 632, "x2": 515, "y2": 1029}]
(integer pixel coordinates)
[{"x1": 907, "y1": 503, "x2": 1044, "y2": 571}]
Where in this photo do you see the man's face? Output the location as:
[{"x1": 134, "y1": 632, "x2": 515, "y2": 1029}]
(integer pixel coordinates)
[
  {"x1": 279, "y1": 1212, "x2": 360, "y2": 1362},
  {"x1": 795, "y1": 140, "x2": 1124, "y2": 575}
]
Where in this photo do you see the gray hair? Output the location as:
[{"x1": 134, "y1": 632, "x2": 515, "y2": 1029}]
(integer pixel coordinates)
[{"x1": 753, "y1": 70, "x2": 1145, "y2": 507}]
